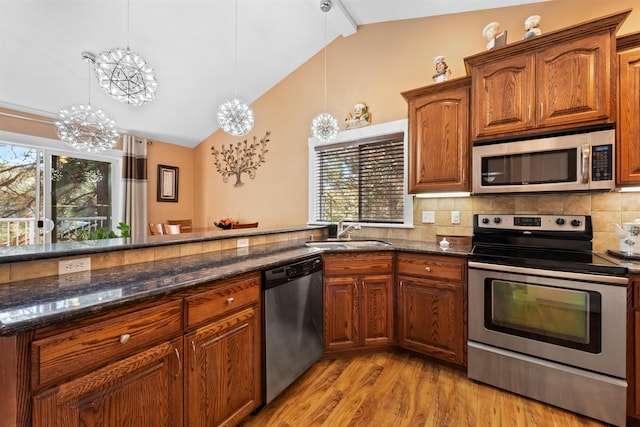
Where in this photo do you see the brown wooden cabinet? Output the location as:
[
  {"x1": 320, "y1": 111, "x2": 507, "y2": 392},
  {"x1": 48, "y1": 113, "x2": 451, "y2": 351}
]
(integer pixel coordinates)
[
  {"x1": 32, "y1": 338, "x2": 184, "y2": 426},
  {"x1": 184, "y1": 306, "x2": 260, "y2": 427},
  {"x1": 22, "y1": 272, "x2": 262, "y2": 427},
  {"x1": 401, "y1": 77, "x2": 471, "y2": 193},
  {"x1": 465, "y1": 11, "x2": 626, "y2": 141},
  {"x1": 183, "y1": 273, "x2": 262, "y2": 427},
  {"x1": 616, "y1": 32, "x2": 640, "y2": 186},
  {"x1": 396, "y1": 253, "x2": 467, "y2": 367},
  {"x1": 323, "y1": 252, "x2": 394, "y2": 352}
]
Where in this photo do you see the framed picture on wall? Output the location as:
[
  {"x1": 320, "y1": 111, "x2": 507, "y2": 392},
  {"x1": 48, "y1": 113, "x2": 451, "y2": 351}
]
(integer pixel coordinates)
[{"x1": 157, "y1": 165, "x2": 179, "y2": 202}]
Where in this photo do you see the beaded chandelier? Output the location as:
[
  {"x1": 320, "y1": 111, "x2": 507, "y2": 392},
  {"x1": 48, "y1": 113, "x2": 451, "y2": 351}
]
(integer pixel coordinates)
[{"x1": 311, "y1": 0, "x2": 339, "y2": 143}]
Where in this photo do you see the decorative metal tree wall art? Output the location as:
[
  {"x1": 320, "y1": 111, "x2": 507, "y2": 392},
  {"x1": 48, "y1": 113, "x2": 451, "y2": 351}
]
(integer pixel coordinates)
[{"x1": 211, "y1": 131, "x2": 270, "y2": 187}]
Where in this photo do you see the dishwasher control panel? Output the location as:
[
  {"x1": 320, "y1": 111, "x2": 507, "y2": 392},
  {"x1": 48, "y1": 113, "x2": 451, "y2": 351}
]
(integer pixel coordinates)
[{"x1": 263, "y1": 256, "x2": 323, "y2": 289}]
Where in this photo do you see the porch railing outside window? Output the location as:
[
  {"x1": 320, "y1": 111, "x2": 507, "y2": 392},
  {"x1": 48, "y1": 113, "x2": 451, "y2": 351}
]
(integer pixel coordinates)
[{"x1": 0, "y1": 216, "x2": 108, "y2": 246}]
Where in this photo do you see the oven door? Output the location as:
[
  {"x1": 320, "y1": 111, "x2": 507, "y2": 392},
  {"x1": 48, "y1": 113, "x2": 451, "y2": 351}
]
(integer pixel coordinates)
[{"x1": 468, "y1": 262, "x2": 627, "y2": 378}]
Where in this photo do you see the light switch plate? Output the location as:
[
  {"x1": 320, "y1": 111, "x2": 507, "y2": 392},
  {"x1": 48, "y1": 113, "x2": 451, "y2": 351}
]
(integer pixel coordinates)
[
  {"x1": 421, "y1": 211, "x2": 435, "y2": 223},
  {"x1": 451, "y1": 211, "x2": 460, "y2": 224},
  {"x1": 237, "y1": 238, "x2": 249, "y2": 248}
]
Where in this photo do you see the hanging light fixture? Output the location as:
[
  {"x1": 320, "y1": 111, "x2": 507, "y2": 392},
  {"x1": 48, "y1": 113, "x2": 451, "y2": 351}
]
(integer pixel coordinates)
[
  {"x1": 55, "y1": 53, "x2": 120, "y2": 152},
  {"x1": 311, "y1": 0, "x2": 339, "y2": 143},
  {"x1": 93, "y1": 0, "x2": 158, "y2": 106},
  {"x1": 217, "y1": 0, "x2": 254, "y2": 136}
]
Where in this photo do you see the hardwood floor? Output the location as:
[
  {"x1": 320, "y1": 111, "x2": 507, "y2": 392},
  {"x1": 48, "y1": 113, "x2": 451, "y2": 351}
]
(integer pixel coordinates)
[{"x1": 240, "y1": 350, "x2": 606, "y2": 427}]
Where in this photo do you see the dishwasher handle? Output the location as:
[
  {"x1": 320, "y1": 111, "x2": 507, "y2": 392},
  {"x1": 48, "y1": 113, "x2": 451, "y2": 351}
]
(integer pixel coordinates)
[{"x1": 263, "y1": 256, "x2": 323, "y2": 290}]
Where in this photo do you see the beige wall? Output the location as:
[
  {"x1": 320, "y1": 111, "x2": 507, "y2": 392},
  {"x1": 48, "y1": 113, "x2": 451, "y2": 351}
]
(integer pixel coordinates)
[
  {"x1": 194, "y1": 0, "x2": 640, "y2": 250},
  {"x1": 146, "y1": 140, "x2": 194, "y2": 226}
]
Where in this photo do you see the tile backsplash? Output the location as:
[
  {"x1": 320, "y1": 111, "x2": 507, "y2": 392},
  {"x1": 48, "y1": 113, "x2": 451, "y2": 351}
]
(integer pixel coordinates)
[{"x1": 361, "y1": 191, "x2": 639, "y2": 253}]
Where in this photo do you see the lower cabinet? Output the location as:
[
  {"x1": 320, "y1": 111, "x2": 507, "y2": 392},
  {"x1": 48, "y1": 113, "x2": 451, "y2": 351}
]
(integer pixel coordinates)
[
  {"x1": 323, "y1": 252, "x2": 394, "y2": 352},
  {"x1": 32, "y1": 338, "x2": 184, "y2": 426},
  {"x1": 396, "y1": 253, "x2": 467, "y2": 367},
  {"x1": 27, "y1": 272, "x2": 262, "y2": 427},
  {"x1": 184, "y1": 305, "x2": 261, "y2": 427}
]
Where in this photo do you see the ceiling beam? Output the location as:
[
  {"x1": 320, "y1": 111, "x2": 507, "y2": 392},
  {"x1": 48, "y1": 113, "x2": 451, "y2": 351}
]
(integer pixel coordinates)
[
  {"x1": 331, "y1": 0, "x2": 358, "y2": 37},
  {"x1": 311, "y1": 0, "x2": 358, "y2": 38}
]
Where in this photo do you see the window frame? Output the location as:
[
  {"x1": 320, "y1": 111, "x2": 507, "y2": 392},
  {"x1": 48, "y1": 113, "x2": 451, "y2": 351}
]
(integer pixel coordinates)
[
  {"x1": 308, "y1": 119, "x2": 413, "y2": 228},
  {"x1": 0, "y1": 130, "x2": 123, "y2": 243}
]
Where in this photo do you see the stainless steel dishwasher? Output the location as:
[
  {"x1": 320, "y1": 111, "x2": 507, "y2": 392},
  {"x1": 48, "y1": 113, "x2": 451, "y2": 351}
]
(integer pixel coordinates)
[{"x1": 262, "y1": 256, "x2": 323, "y2": 404}]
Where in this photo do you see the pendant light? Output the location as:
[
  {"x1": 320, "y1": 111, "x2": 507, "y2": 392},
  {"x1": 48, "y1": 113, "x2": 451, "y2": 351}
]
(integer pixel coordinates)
[
  {"x1": 55, "y1": 52, "x2": 120, "y2": 153},
  {"x1": 93, "y1": 0, "x2": 158, "y2": 106},
  {"x1": 217, "y1": 0, "x2": 254, "y2": 136},
  {"x1": 311, "y1": 0, "x2": 339, "y2": 143}
]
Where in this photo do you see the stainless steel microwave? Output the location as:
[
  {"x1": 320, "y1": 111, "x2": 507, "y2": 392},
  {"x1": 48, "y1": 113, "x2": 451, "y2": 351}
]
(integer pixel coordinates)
[{"x1": 472, "y1": 129, "x2": 615, "y2": 194}]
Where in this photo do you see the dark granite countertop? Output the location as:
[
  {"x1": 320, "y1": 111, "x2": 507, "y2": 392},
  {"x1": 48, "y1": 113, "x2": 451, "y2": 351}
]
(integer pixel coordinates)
[{"x1": 0, "y1": 237, "x2": 470, "y2": 335}]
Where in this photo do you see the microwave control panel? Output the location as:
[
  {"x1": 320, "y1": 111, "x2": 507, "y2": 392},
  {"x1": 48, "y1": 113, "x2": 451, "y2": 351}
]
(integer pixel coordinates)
[{"x1": 592, "y1": 144, "x2": 613, "y2": 181}]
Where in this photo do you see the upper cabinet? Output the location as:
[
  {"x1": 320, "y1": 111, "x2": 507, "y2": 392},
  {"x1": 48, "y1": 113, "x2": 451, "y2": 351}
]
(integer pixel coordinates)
[
  {"x1": 402, "y1": 77, "x2": 471, "y2": 193},
  {"x1": 616, "y1": 31, "x2": 640, "y2": 186},
  {"x1": 465, "y1": 9, "x2": 629, "y2": 142}
]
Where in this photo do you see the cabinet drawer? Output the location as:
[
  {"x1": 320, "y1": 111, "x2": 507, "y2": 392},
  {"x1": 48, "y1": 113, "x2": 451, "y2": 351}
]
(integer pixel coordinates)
[
  {"x1": 323, "y1": 252, "x2": 393, "y2": 276},
  {"x1": 397, "y1": 253, "x2": 466, "y2": 282},
  {"x1": 32, "y1": 299, "x2": 183, "y2": 388},
  {"x1": 185, "y1": 273, "x2": 260, "y2": 328}
]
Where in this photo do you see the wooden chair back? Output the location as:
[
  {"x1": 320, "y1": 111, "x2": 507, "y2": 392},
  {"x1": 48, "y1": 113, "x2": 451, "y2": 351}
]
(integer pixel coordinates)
[
  {"x1": 167, "y1": 219, "x2": 193, "y2": 233},
  {"x1": 162, "y1": 224, "x2": 182, "y2": 234},
  {"x1": 149, "y1": 223, "x2": 164, "y2": 235}
]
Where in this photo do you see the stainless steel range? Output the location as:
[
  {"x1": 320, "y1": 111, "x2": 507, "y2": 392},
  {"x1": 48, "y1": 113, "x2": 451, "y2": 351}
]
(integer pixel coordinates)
[{"x1": 467, "y1": 214, "x2": 629, "y2": 426}]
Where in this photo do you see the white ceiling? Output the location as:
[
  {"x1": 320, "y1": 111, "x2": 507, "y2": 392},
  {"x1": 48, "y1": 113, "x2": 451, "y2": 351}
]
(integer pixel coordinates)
[{"x1": 0, "y1": 0, "x2": 546, "y2": 148}]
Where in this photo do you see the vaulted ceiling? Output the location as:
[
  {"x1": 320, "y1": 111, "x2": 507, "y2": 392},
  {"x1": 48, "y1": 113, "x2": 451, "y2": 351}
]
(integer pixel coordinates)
[{"x1": 0, "y1": 0, "x2": 547, "y2": 147}]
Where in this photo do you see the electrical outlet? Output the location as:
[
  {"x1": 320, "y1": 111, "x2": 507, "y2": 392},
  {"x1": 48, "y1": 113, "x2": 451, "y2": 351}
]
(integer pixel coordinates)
[
  {"x1": 421, "y1": 211, "x2": 435, "y2": 223},
  {"x1": 451, "y1": 211, "x2": 460, "y2": 224},
  {"x1": 58, "y1": 257, "x2": 91, "y2": 275},
  {"x1": 237, "y1": 238, "x2": 249, "y2": 248}
]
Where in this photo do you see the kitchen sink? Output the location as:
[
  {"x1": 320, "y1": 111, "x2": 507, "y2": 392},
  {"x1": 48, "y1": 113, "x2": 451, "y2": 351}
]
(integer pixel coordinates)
[{"x1": 305, "y1": 240, "x2": 392, "y2": 250}]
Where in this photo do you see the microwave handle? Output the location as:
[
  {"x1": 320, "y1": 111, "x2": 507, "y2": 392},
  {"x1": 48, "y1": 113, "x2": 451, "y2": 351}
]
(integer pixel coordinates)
[{"x1": 581, "y1": 144, "x2": 590, "y2": 184}]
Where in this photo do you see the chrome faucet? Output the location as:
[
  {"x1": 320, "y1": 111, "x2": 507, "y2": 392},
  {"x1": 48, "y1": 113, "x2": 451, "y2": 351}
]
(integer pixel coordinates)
[{"x1": 337, "y1": 222, "x2": 361, "y2": 239}]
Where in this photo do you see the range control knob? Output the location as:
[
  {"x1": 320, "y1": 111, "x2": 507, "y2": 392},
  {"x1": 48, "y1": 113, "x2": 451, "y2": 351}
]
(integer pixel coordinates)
[
  {"x1": 493, "y1": 217, "x2": 501, "y2": 224},
  {"x1": 571, "y1": 219, "x2": 581, "y2": 227},
  {"x1": 481, "y1": 217, "x2": 490, "y2": 224},
  {"x1": 556, "y1": 218, "x2": 565, "y2": 226}
]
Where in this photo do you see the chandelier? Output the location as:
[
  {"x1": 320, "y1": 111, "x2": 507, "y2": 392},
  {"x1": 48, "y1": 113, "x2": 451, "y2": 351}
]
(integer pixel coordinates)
[
  {"x1": 92, "y1": 0, "x2": 158, "y2": 106},
  {"x1": 55, "y1": 105, "x2": 119, "y2": 152},
  {"x1": 55, "y1": 53, "x2": 119, "y2": 153},
  {"x1": 94, "y1": 47, "x2": 158, "y2": 106},
  {"x1": 217, "y1": 0, "x2": 254, "y2": 136},
  {"x1": 311, "y1": 0, "x2": 339, "y2": 143}
]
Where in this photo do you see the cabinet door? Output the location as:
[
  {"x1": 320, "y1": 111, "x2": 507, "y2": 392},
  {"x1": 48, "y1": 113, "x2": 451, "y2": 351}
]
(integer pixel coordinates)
[
  {"x1": 184, "y1": 306, "x2": 261, "y2": 427},
  {"x1": 324, "y1": 276, "x2": 359, "y2": 351},
  {"x1": 536, "y1": 32, "x2": 612, "y2": 129},
  {"x1": 408, "y1": 84, "x2": 470, "y2": 193},
  {"x1": 471, "y1": 54, "x2": 535, "y2": 139},
  {"x1": 617, "y1": 47, "x2": 640, "y2": 185},
  {"x1": 397, "y1": 276, "x2": 465, "y2": 366},
  {"x1": 32, "y1": 339, "x2": 183, "y2": 427},
  {"x1": 360, "y1": 274, "x2": 394, "y2": 347}
]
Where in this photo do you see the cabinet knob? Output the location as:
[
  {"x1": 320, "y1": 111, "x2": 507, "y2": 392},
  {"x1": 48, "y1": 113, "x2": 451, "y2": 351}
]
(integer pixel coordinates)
[
  {"x1": 119, "y1": 333, "x2": 131, "y2": 344},
  {"x1": 227, "y1": 297, "x2": 235, "y2": 304},
  {"x1": 424, "y1": 266, "x2": 431, "y2": 272}
]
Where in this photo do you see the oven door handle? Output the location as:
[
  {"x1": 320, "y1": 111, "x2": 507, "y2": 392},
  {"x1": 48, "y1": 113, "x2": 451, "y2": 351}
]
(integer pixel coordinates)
[{"x1": 467, "y1": 261, "x2": 628, "y2": 285}]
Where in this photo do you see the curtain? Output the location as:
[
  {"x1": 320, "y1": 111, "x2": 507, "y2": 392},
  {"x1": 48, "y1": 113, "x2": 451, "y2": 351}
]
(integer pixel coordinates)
[{"x1": 122, "y1": 135, "x2": 148, "y2": 238}]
